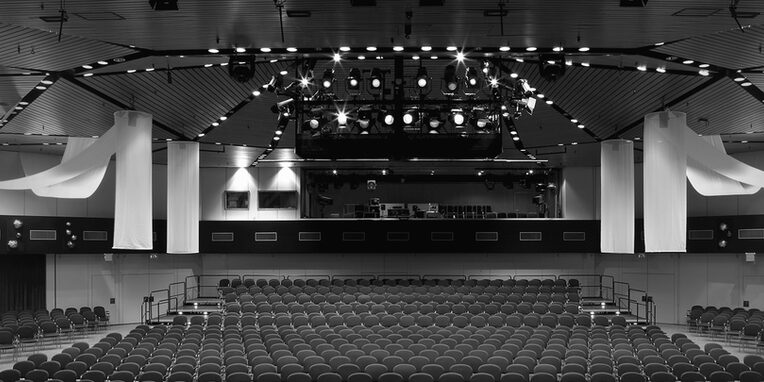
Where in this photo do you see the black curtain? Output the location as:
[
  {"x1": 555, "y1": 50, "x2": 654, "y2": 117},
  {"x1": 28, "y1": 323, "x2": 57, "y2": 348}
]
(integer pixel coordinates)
[{"x1": 0, "y1": 254, "x2": 46, "y2": 312}]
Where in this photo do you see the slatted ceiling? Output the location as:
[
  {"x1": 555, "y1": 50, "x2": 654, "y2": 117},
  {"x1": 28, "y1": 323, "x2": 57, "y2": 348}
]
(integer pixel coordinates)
[
  {"x1": 582, "y1": 55, "x2": 699, "y2": 72},
  {"x1": 2, "y1": 79, "x2": 121, "y2": 137},
  {"x1": 744, "y1": 73, "x2": 764, "y2": 93},
  {"x1": 514, "y1": 101, "x2": 596, "y2": 148},
  {"x1": 673, "y1": 79, "x2": 764, "y2": 136},
  {"x1": 4, "y1": 1, "x2": 763, "y2": 51},
  {"x1": 0, "y1": 75, "x2": 45, "y2": 116},
  {"x1": 89, "y1": 56, "x2": 228, "y2": 74},
  {"x1": 518, "y1": 62, "x2": 708, "y2": 139},
  {"x1": 0, "y1": 24, "x2": 135, "y2": 72},
  {"x1": 656, "y1": 26, "x2": 764, "y2": 70},
  {"x1": 84, "y1": 66, "x2": 262, "y2": 139}
]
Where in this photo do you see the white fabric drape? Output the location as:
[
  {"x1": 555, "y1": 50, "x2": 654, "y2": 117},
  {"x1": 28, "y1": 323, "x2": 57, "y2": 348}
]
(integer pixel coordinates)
[
  {"x1": 113, "y1": 111, "x2": 153, "y2": 250},
  {"x1": 684, "y1": 129, "x2": 764, "y2": 191},
  {"x1": 687, "y1": 135, "x2": 759, "y2": 196},
  {"x1": 21, "y1": 137, "x2": 110, "y2": 198},
  {"x1": 643, "y1": 111, "x2": 687, "y2": 253},
  {"x1": 167, "y1": 142, "x2": 199, "y2": 254},
  {"x1": 600, "y1": 139, "x2": 634, "y2": 254}
]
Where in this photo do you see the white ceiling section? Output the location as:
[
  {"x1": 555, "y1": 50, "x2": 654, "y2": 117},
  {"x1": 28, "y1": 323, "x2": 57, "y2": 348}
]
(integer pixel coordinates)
[{"x1": 0, "y1": 0, "x2": 763, "y2": 167}]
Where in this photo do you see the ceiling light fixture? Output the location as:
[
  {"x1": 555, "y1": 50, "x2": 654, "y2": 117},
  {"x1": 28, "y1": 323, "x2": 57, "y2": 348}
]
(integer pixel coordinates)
[
  {"x1": 578, "y1": 47, "x2": 590, "y2": 52},
  {"x1": 421, "y1": 46, "x2": 432, "y2": 51},
  {"x1": 656, "y1": 67, "x2": 666, "y2": 73},
  {"x1": 339, "y1": 46, "x2": 351, "y2": 51},
  {"x1": 499, "y1": 46, "x2": 511, "y2": 51},
  {"x1": 393, "y1": 46, "x2": 404, "y2": 51},
  {"x1": 333, "y1": 53, "x2": 342, "y2": 62},
  {"x1": 208, "y1": 48, "x2": 219, "y2": 54},
  {"x1": 366, "y1": 46, "x2": 377, "y2": 51},
  {"x1": 82, "y1": 65, "x2": 93, "y2": 69},
  {"x1": 526, "y1": 47, "x2": 537, "y2": 51},
  {"x1": 235, "y1": 47, "x2": 246, "y2": 53},
  {"x1": 286, "y1": 47, "x2": 298, "y2": 52},
  {"x1": 260, "y1": 47, "x2": 272, "y2": 52},
  {"x1": 97, "y1": 61, "x2": 108, "y2": 65},
  {"x1": 446, "y1": 46, "x2": 458, "y2": 51}
]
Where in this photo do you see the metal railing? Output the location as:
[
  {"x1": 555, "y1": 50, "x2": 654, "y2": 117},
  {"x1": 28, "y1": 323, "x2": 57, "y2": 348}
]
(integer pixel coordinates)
[
  {"x1": 614, "y1": 281, "x2": 656, "y2": 324},
  {"x1": 140, "y1": 288, "x2": 180, "y2": 324}
]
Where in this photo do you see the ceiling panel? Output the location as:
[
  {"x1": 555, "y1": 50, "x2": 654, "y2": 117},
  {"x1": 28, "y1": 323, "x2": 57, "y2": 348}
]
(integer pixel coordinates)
[
  {"x1": 0, "y1": 23, "x2": 136, "y2": 71},
  {"x1": 655, "y1": 25, "x2": 764, "y2": 69},
  {"x1": 673, "y1": 78, "x2": 764, "y2": 136},
  {"x1": 2, "y1": 1, "x2": 763, "y2": 51},
  {"x1": 511, "y1": 61, "x2": 709, "y2": 139},
  {"x1": 0, "y1": 74, "x2": 45, "y2": 119},
  {"x1": 83, "y1": 65, "x2": 271, "y2": 139}
]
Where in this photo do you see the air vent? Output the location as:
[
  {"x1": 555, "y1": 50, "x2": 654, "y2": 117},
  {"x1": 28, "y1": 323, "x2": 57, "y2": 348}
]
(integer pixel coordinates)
[
  {"x1": 688, "y1": 230, "x2": 714, "y2": 240},
  {"x1": 431, "y1": 232, "x2": 454, "y2": 242},
  {"x1": 343, "y1": 232, "x2": 366, "y2": 242},
  {"x1": 563, "y1": 232, "x2": 586, "y2": 242},
  {"x1": 72, "y1": 12, "x2": 126, "y2": 20},
  {"x1": 520, "y1": 232, "x2": 542, "y2": 241},
  {"x1": 671, "y1": 8, "x2": 721, "y2": 17},
  {"x1": 29, "y1": 230, "x2": 56, "y2": 241},
  {"x1": 211, "y1": 232, "x2": 234, "y2": 242},
  {"x1": 298, "y1": 232, "x2": 322, "y2": 242},
  {"x1": 739, "y1": 229, "x2": 764, "y2": 240},
  {"x1": 83, "y1": 231, "x2": 108, "y2": 241},
  {"x1": 387, "y1": 232, "x2": 410, "y2": 242},
  {"x1": 255, "y1": 232, "x2": 278, "y2": 242},
  {"x1": 475, "y1": 232, "x2": 499, "y2": 242}
]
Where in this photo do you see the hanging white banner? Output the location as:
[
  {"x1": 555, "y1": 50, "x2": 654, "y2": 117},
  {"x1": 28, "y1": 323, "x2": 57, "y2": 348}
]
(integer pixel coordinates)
[
  {"x1": 167, "y1": 142, "x2": 199, "y2": 254},
  {"x1": 601, "y1": 139, "x2": 635, "y2": 254}
]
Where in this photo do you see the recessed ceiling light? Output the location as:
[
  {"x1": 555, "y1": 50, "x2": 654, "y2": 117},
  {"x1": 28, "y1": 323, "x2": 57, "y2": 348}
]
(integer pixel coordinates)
[
  {"x1": 83, "y1": 73, "x2": 93, "y2": 77},
  {"x1": 536, "y1": 94, "x2": 545, "y2": 99},
  {"x1": 446, "y1": 46, "x2": 457, "y2": 51},
  {"x1": 571, "y1": 119, "x2": 578, "y2": 123},
  {"x1": 41, "y1": 80, "x2": 53, "y2": 85},
  {"x1": 526, "y1": 47, "x2": 537, "y2": 51},
  {"x1": 430, "y1": 56, "x2": 438, "y2": 60},
  {"x1": 698, "y1": 63, "x2": 710, "y2": 68},
  {"x1": 577, "y1": 124, "x2": 585, "y2": 129},
  {"x1": 742, "y1": 82, "x2": 753, "y2": 87},
  {"x1": 421, "y1": 46, "x2": 432, "y2": 51},
  {"x1": 204, "y1": 64, "x2": 213, "y2": 68},
  {"x1": 279, "y1": 70, "x2": 288, "y2": 75},
  {"x1": 558, "y1": 143, "x2": 564, "y2": 146},
  {"x1": 512, "y1": 136, "x2": 520, "y2": 141},
  {"x1": 571, "y1": 142, "x2": 578, "y2": 145},
  {"x1": 699, "y1": 69, "x2": 710, "y2": 76},
  {"x1": 357, "y1": 55, "x2": 366, "y2": 60},
  {"x1": 220, "y1": 116, "x2": 228, "y2": 121},
  {"x1": 682, "y1": 59, "x2": 694, "y2": 65},
  {"x1": 208, "y1": 48, "x2": 219, "y2": 54},
  {"x1": 375, "y1": 56, "x2": 383, "y2": 60},
  {"x1": 734, "y1": 77, "x2": 746, "y2": 82},
  {"x1": 269, "y1": 59, "x2": 279, "y2": 63},
  {"x1": 220, "y1": 62, "x2": 228, "y2": 66},
  {"x1": 82, "y1": 65, "x2": 93, "y2": 69},
  {"x1": 127, "y1": 69, "x2": 136, "y2": 73},
  {"x1": 43, "y1": 142, "x2": 49, "y2": 146},
  {"x1": 545, "y1": 100, "x2": 553, "y2": 105},
  {"x1": 637, "y1": 65, "x2": 647, "y2": 71},
  {"x1": 393, "y1": 46, "x2": 404, "y2": 51},
  {"x1": 212, "y1": 122, "x2": 219, "y2": 127},
  {"x1": 235, "y1": 47, "x2": 247, "y2": 53},
  {"x1": 252, "y1": 90, "x2": 261, "y2": 96},
  {"x1": 578, "y1": 47, "x2": 590, "y2": 52},
  {"x1": 742, "y1": 140, "x2": 749, "y2": 144},
  {"x1": 366, "y1": 46, "x2": 377, "y2": 51},
  {"x1": 510, "y1": 73, "x2": 518, "y2": 78},
  {"x1": 215, "y1": 142, "x2": 221, "y2": 145},
  {"x1": 654, "y1": 42, "x2": 665, "y2": 46},
  {"x1": 146, "y1": 68, "x2": 155, "y2": 72},
  {"x1": 19, "y1": 101, "x2": 28, "y2": 105},
  {"x1": 515, "y1": 58, "x2": 524, "y2": 63},
  {"x1": 97, "y1": 61, "x2": 108, "y2": 65},
  {"x1": 14, "y1": 106, "x2": 23, "y2": 110},
  {"x1": 656, "y1": 67, "x2": 666, "y2": 73},
  {"x1": 339, "y1": 46, "x2": 351, "y2": 52},
  {"x1": 260, "y1": 47, "x2": 271, "y2": 52},
  {"x1": 581, "y1": 62, "x2": 590, "y2": 67},
  {"x1": 499, "y1": 46, "x2": 510, "y2": 51},
  {"x1": 286, "y1": 47, "x2": 298, "y2": 52},
  {"x1": 552, "y1": 46, "x2": 563, "y2": 52},
  {"x1": 412, "y1": 55, "x2": 420, "y2": 60},
  {"x1": 197, "y1": 133, "x2": 206, "y2": 138}
]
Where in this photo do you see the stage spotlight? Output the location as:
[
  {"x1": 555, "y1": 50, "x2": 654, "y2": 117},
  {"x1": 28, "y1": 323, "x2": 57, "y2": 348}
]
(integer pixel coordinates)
[
  {"x1": 264, "y1": 73, "x2": 284, "y2": 92},
  {"x1": 380, "y1": 110, "x2": 395, "y2": 126},
  {"x1": 228, "y1": 56, "x2": 256, "y2": 83},
  {"x1": 357, "y1": 107, "x2": 372, "y2": 134},
  {"x1": 538, "y1": 54, "x2": 566, "y2": 81},
  {"x1": 427, "y1": 109, "x2": 442, "y2": 133},
  {"x1": 321, "y1": 69, "x2": 335, "y2": 90},
  {"x1": 465, "y1": 67, "x2": 480, "y2": 90},
  {"x1": 336, "y1": 111, "x2": 349, "y2": 127},
  {"x1": 307, "y1": 108, "x2": 326, "y2": 132},
  {"x1": 271, "y1": 98, "x2": 295, "y2": 115},
  {"x1": 370, "y1": 68, "x2": 384, "y2": 89},
  {"x1": 416, "y1": 67, "x2": 429, "y2": 88},
  {"x1": 443, "y1": 65, "x2": 458, "y2": 93},
  {"x1": 347, "y1": 68, "x2": 362, "y2": 91},
  {"x1": 403, "y1": 109, "x2": 419, "y2": 126},
  {"x1": 451, "y1": 110, "x2": 466, "y2": 127}
]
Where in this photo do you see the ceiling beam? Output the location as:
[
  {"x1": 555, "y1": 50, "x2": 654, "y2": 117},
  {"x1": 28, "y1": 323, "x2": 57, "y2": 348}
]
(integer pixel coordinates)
[{"x1": 61, "y1": 74, "x2": 188, "y2": 140}]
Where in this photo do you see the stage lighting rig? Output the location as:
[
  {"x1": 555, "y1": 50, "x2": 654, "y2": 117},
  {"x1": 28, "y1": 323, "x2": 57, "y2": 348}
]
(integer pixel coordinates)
[
  {"x1": 416, "y1": 67, "x2": 430, "y2": 89},
  {"x1": 347, "y1": 68, "x2": 362, "y2": 92},
  {"x1": 369, "y1": 68, "x2": 385, "y2": 91},
  {"x1": 264, "y1": 73, "x2": 284, "y2": 93},
  {"x1": 538, "y1": 54, "x2": 566, "y2": 81},
  {"x1": 443, "y1": 65, "x2": 459, "y2": 94},
  {"x1": 321, "y1": 69, "x2": 335, "y2": 91}
]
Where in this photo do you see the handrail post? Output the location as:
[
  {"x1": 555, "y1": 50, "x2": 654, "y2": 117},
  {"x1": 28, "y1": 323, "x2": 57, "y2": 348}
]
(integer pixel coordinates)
[
  {"x1": 167, "y1": 290, "x2": 171, "y2": 315},
  {"x1": 599, "y1": 275, "x2": 603, "y2": 299}
]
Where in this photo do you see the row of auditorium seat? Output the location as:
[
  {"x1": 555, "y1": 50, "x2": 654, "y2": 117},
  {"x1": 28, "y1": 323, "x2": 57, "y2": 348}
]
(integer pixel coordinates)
[
  {"x1": 686, "y1": 306, "x2": 764, "y2": 345},
  {"x1": 219, "y1": 279, "x2": 581, "y2": 290},
  {"x1": 4, "y1": 320, "x2": 764, "y2": 382},
  {"x1": 0, "y1": 307, "x2": 109, "y2": 353}
]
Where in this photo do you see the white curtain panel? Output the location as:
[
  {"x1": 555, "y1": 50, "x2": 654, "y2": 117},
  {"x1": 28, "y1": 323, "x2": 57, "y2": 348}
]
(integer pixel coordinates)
[
  {"x1": 600, "y1": 139, "x2": 635, "y2": 254},
  {"x1": 113, "y1": 111, "x2": 153, "y2": 250},
  {"x1": 643, "y1": 111, "x2": 687, "y2": 253},
  {"x1": 21, "y1": 137, "x2": 110, "y2": 198},
  {"x1": 684, "y1": 128, "x2": 764, "y2": 190},
  {"x1": 687, "y1": 135, "x2": 759, "y2": 196},
  {"x1": 167, "y1": 141, "x2": 199, "y2": 254}
]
